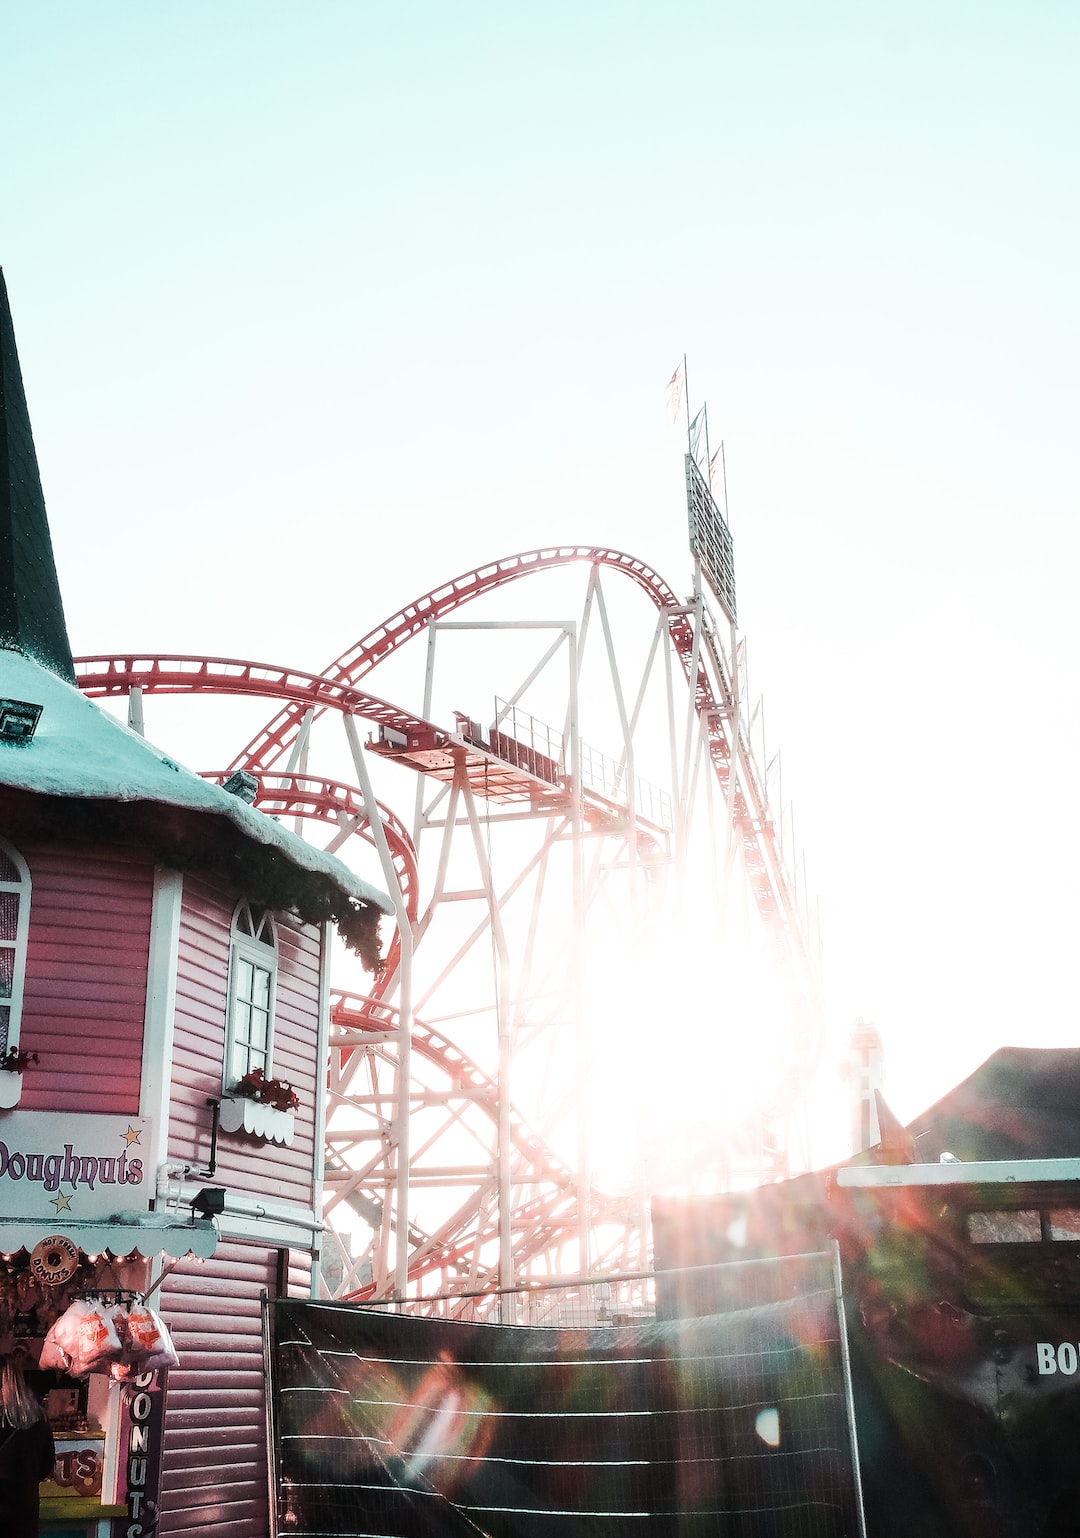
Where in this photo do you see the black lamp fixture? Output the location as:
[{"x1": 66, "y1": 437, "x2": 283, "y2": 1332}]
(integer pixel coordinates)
[{"x1": 191, "y1": 1186, "x2": 227, "y2": 1219}]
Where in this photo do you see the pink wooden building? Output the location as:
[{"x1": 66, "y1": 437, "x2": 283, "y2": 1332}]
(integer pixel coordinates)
[{"x1": 0, "y1": 267, "x2": 391, "y2": 1535}]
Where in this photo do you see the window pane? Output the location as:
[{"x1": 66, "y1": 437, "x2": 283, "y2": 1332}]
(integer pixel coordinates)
[
  {"x1": 0, "y1": 892, "x2": 18, "y2": 942},
  {"x1": 967, "y1": 1210, "x2": 1041, "y2": 1244},
  {"x1": 0, "y1": 949, "x2": 13, "y2": 998},
  {"x1": 237, "y1": 958, "x2": 254, "y2": 1001},
  {"x1": 233, "y1": 1001, "x2": 252, "y2": 1045},
  {"x1": 0, "y1": 850, "x2": 18, "y2": 884},
  {"x1": 250, "y1": 1007, "x2": 269, "y2": 1053},
  {"x1": 252, "y1": 966, "x2": 271, "y2": 1011},
  {"x1": 233, "y1": 1038, "x2": 269, "y2": 1077},
  {"x1": 1048, "y1": 1209, "x2": 1080, "y2": 1241},
  {"x1": 234, "y1": 903, "x2": 275, "y2": 945}
]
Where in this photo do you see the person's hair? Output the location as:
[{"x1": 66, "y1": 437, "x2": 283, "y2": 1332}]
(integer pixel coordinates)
[{"x1": 0, "y1": 1355, "x2": 44, "y2": 1428}]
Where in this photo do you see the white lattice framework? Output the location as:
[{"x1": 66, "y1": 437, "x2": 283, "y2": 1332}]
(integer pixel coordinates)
[{"x1": 77, "y1": 526, "x2": 824, "y2": 1304}]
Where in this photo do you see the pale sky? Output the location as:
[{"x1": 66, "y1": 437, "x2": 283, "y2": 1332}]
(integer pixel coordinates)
[{"x1": 4, "y1": 2, "x2": 1079, "y2": 1140}]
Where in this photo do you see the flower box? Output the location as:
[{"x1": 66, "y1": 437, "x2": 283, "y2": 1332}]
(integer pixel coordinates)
[
  {"x1": 0, "y1": 1045, "x2": 36, "y2": 1107},
  {"x1": 219, "y1": 1094, "x2": 295, "y2": 1145}
]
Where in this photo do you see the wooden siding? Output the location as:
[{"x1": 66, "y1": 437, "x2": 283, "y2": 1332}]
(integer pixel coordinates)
[
  {"x1": 18, "y1": 841, "x2": 153, "y2": 1113},
  {"x1": 156, "y1": 1241, "x2": 313, "y2": 1536},
  {"x1": 163, "y1": 878, "x2": 324, "y2": 1533},
  {"x1": 157, "y1": 1240, "x2": 276, "y2": 1537},
  {"x1": 287, "y1": 1249, "x2": 313, "y2": 1297},
  {"x1": 169, "y1": 872, "x2": 324, "y2": 1207}
]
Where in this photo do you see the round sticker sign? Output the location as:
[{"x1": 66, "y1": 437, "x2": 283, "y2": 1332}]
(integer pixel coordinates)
[{"x1": 29, "y1": 1234, "x2": 79, "y2": 1285}]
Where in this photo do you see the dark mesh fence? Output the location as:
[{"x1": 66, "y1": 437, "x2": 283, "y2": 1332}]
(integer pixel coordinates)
[{"x1": 267, "y1": 1252, "x2": 864, "y2": 1537}]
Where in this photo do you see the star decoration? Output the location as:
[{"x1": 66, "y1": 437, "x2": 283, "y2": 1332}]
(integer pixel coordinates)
[
  {"x1": 51, "y1": 1192, "x2": 72, "y2": 1212},
  {"x1": 122, "y1": 1126, "x2": 142, "y2": 1146}
]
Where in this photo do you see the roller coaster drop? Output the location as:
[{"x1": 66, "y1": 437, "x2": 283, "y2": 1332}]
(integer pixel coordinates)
[{"x1": 76, "y1": 458, "x2": 824, "y2": 1307}]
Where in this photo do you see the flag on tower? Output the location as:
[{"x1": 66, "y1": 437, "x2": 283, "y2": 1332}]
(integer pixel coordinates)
[{"x1": 666, "y1": 362, "x2": 684, "y2": 423}]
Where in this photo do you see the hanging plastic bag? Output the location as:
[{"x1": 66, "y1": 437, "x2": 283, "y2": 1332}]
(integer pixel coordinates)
[
  {"x1": 111, "y1": 1303, "x2": 179, "y2": 1373},
  {"x1": 38, "y1": 1324, "x2": 72, "y2": 1373},
  {"x1": 41, "y1": 1298, "x2": 123, "y2": 1376}
]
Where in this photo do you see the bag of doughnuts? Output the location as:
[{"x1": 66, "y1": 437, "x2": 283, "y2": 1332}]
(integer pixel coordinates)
[
  {"x1": 111, "y1": 1303, "x2": 179, "y2": 1373},
  {"x1": 40, "y1": 1298, "x2": 123, "y2": 1375}
]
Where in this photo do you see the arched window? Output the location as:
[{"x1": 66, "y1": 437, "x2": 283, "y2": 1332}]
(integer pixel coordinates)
[
  {"x1": 225, "y1": 901, "x2": 278, "y2": 1087},
  {"x1": 0, "y1": 840, "x2": 31, "y2": 1057}
]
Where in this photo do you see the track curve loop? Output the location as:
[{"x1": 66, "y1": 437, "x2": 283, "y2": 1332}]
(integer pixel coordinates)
[{"x1": 229, "y1": 547, "x2": 682, "y2": 774}]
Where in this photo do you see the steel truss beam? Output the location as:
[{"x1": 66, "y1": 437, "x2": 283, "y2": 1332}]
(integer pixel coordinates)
[{"x1": 74, "y1": 544, "x2": 823, "y2": 1303}]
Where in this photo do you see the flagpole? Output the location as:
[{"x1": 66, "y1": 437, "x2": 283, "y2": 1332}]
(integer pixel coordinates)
[{"x1": 683, "y1": 352, "x2": 691, "y2": 457}]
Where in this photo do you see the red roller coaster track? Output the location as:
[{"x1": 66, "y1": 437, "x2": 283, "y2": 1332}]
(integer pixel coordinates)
[
  {"x1": 75, "y1": 543, "x2": 823, "y2": 1297},
  {"x1": 75, "y1": 546, "x2": 799, "y2": 967}
]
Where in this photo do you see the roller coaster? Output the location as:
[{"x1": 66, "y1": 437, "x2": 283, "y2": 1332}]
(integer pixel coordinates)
[{"x1": 75, "y1": 459, "x2": 825, "y2": 1305}]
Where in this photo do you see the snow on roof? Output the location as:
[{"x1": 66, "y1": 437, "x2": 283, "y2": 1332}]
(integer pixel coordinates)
[{"x1": 0, "y1": 648, "x2": 393, "y2": 913}]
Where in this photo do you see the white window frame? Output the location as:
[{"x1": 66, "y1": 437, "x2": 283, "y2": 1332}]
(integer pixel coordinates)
[
  {"x1": 224, "y1": 901, "x2": 278, "y2": 1090},
  {"x1": 0, "y1": 839, "x2": 31, "y2": 1057}
]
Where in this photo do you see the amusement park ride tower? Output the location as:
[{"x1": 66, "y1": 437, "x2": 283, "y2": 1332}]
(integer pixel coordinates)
[{"x1": 78, "y1": 427, "x2": 825, "y2": 1307}]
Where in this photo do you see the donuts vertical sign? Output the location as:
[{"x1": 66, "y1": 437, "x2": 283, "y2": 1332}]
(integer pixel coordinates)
[{"x1": 117, "y1": 1365, "x2": 167, "y2": 1538}]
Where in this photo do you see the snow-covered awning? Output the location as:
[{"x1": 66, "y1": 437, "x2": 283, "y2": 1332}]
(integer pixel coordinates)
[
  {"x1": 0, "y1": 650, "x2": 393, "y2": 921},
  {"x1": 0, "y1": 1213, "x2": 217, "y2": 1260}
]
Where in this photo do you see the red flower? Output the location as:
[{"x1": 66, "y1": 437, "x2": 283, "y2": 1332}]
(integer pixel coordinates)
[
  {"x1": 0, "y1": 1046, "x2": 38, "y2": 1073},
  {"x1": 230, "y1": 1068, "x2": 299, "y2": 1113}
]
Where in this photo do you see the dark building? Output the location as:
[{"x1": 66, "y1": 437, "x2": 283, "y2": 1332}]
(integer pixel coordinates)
[{"x1": 654, "y1": 1049, "x2": 1080, "y2": 1536}]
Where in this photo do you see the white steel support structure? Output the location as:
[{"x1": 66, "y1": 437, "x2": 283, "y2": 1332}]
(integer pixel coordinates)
[
  {"x1": 76, "y1": 524, "x2": 825, "y2": 1307},
  {"x1": 406, "y1": 619, "x2": 589, "y2": 1303},
  {"x1": 343, "y1": 711, "x2": 415, "y2": 1298},
  {"x1": 324, "y1": 556, "x2": 820, "y2": 1298}
]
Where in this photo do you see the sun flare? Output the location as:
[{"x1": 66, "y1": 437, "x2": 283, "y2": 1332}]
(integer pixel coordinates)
[{"x1": 583, "y1": 901, "x2": 799, "y2": 1194}]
